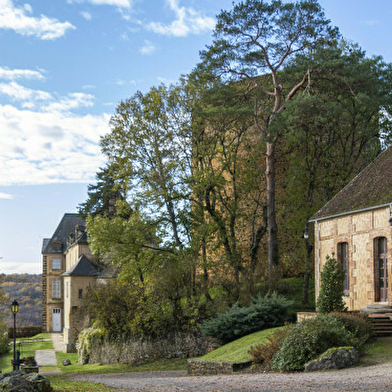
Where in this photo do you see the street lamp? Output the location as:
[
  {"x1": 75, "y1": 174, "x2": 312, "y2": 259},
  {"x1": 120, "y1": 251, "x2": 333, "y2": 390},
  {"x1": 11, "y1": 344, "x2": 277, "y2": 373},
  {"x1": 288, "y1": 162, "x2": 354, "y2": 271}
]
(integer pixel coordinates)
[{"x1": 10, "y1": 300, "x2": 19, "y2": 370}]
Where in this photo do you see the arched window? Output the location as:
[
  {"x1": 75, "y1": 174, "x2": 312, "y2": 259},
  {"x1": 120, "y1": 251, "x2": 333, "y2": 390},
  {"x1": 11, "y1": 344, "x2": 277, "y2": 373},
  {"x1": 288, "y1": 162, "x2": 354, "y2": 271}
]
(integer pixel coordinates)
[
  {"x1": 374, "y1": 237, "x2": 388, "y2": 302},
  {"x1": 337, "y1": 242, "x2": 349, "y2": 295}
]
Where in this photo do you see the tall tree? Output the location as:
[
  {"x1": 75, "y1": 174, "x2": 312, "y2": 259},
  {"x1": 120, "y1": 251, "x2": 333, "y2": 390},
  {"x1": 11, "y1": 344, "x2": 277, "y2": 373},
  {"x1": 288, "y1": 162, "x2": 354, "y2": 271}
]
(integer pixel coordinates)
[
  {"x1": 78, "y1": 163, "x2": 128, "y2": 219},
  {"x1": 197, "y1": 0, "x2": 337, "y2": 288},
  {"x1": 190, "y1": 80, "x2": 268, "y2": 299},
  {"x1": 278, "y1": 42, "x2": 392, "y2": 303}
]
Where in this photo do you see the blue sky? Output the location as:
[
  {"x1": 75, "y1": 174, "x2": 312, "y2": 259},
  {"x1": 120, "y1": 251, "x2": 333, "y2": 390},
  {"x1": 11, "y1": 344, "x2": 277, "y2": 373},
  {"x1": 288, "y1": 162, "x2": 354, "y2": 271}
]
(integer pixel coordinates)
[{"x1": 0, "y1": 0, "x2": 391, "y2": 274}]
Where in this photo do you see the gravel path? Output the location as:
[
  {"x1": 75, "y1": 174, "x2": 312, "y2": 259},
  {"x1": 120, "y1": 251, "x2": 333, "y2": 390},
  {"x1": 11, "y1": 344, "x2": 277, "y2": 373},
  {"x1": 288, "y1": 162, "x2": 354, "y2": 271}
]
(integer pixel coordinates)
[{"x1": 71, "y1": 362, "x2": 392, "y2": 391}]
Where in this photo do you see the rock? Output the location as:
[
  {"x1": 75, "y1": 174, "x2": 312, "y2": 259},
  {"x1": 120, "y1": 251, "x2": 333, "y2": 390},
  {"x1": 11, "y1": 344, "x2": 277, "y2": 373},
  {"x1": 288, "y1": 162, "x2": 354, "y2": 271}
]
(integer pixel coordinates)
[
  {"x1": 0, "y1": 370, "x2": 53, "y2": 391},
  {"x1": 305, "y1": 347, "x2": 360, "y2": 372},
  {"x1": 62, "y1": 359, "x2": 71, "y2": 366}
]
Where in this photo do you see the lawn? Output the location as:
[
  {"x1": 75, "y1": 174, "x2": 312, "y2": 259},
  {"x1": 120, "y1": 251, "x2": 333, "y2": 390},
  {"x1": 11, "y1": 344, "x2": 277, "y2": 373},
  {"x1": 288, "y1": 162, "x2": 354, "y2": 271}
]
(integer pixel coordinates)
[
  {"x1": 198, "y1": 327, "x2": 283, "y2": 363},
  {"x1": 360, "y1": 337, "x2": 392, "y2": 365},
  {"x1": 55, "y1": 351, "x2": 187, "y2": 374},
  {"x1": 0, "y1": 335, "x2": 54, "y2": 373}
]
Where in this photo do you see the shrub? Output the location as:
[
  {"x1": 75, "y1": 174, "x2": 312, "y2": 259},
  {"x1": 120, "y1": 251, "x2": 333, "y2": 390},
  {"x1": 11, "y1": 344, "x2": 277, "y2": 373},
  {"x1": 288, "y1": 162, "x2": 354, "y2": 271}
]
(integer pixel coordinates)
[
  {"x1": 271, "y1": 314, "x2": 353, "y2": 371},
  {"x1": 331, "y1": 312, "x2": 374, "y2": 351},
  {"x1": 0, "y1": 318, "x2": 9, "y2": 355},
  {"x1": 249, "y1": 325, "x2": 292, "y2": 368},
  {"x1": 200, "y1": 294, "x2": 293, "y2": 343},
  {"x1": 317, "y1": 254, "x2": 347, "y2": 313}
]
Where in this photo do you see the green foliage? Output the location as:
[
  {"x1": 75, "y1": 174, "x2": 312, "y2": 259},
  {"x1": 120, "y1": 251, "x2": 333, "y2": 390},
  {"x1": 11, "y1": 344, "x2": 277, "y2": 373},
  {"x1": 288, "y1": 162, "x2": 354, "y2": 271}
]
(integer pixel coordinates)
[
  {"x1": 78, "y1": 163, "x2": 128, "y2": 219},
  {"x1": 249, "y1": 325, "x2": 292, "y2": 368},
  {"x1": 271, "y1": 314, "x2": 353, "y2": 371},
  {"x1": 331, "y1": 312, "x2": 374, "y2": 352},
  {"x1": 78, "y1": 326, "x2": 108, "y2": 365},
  {"x1": 0, "y1": 318, "x2": 9, "y2": 355},
  {"x1": 200, "y1": 294, "x2": 293, "y2": 343},
  {"x1": 84, "y1": 278, "x2": 210, "y2": 339},
  {"x1": 317, "y1": 255, "x2": 347, "y2": 313}
]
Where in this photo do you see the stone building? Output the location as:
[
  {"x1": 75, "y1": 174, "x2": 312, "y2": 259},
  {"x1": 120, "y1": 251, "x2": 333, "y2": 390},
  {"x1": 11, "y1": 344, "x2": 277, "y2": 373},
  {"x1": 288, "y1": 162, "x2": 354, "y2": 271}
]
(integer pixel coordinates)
[
  {"x1": 310, "y1": 145, "x2": 392, "y2": 311},
  {"x1": 42, "y1": 213, "x2": 109, "y2": 352}
]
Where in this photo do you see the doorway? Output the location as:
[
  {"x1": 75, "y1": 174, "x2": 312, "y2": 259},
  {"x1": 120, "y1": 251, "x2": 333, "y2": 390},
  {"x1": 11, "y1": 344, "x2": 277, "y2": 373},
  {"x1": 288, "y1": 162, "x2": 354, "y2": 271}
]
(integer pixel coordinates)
[{"x1": 52, "y1": 308, "x2": 62, "y2": 332}]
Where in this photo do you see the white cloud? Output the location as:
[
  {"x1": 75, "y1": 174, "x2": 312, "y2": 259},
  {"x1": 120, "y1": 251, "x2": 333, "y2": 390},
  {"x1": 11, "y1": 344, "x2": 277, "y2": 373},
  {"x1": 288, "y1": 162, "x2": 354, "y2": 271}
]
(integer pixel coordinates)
[
  {"x1": 0, "y1": 82, "x2": 96, "y2": 113},
  {"x1": 0, "y1": 66, "x2": 45, "y2": 81},
  {"x1": 80, "y1": 11, "x2": 92, "y2": 20},
  {"x1": 0, "y1": 0, "x2": 75, "y2": 40},
  {"x1": 139, "y1": 40, "x2": 157, "y2": 55},
  {"x1": 46, "y1": 92, "x2": 95, "y2": 113},
  {"x1": 69, "y1": 0, "x2": 132, "y2": 8},
  {"x1": 0, "y1": 103, "x2": 109, "y2": 186},
  {"x1": 0, "y1": 81, "x2": 52, "y2": 103},
  {"x1": 147, "y1": 0, "x2": 215, "y2": 37},
  {"x1": 0, "y1": 192, "x2": 13, "y2": 199}
]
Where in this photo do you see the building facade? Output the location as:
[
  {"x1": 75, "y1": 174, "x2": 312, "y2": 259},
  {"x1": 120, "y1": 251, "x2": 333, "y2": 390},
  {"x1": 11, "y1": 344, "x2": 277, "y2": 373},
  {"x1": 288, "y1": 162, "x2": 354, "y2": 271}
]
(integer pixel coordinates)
[
  {"x1": 311, "y1": 146, "x2": 392, "y2": 311},
  {"x1": 42, "y1": 213, "x2": 106, "y2": 352}
]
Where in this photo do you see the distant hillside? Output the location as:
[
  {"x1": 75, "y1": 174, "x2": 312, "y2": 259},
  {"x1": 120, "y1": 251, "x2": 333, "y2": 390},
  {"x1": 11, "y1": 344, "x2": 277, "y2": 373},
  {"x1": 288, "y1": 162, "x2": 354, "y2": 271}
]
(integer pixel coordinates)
[{"x1": 0, "y1": 274, "x2": 42, "y2": 327}]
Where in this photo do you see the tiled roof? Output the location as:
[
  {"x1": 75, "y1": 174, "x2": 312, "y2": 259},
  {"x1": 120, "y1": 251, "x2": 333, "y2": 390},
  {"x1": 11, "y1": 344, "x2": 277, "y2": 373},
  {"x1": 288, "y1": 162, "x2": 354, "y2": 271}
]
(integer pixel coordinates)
[
  {"x1": 311, "y1": 145, "x2": 392, "y2": 221},
  {"x1": 62, "y1": 255, "x2": 100, "y2": 276},
  {"x1": 42, "y1": 214, "x2": 85, "y2": 254}
]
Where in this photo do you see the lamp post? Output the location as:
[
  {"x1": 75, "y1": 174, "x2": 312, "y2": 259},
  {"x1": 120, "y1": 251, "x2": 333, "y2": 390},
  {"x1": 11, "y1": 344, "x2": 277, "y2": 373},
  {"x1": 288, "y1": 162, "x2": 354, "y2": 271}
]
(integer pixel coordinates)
[{"x1": 11, "y1": 300, "x2": 19, "y2": 370}]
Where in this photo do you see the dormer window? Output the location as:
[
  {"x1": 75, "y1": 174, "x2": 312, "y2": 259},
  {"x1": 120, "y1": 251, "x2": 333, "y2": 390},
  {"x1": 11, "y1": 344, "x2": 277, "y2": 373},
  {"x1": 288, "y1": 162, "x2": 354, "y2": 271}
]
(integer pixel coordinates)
[{"x1": 51, "y1": 241, "x2": 62, "y2": 252}]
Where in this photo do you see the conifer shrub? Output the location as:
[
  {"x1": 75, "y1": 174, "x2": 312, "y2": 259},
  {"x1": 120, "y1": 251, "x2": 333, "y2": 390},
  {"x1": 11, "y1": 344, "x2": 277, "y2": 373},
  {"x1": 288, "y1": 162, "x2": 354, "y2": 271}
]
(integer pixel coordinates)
[
  {"x1": 271, "y1": 314, "x2": 353, "y2": 372},
  {"x1": 249, "y1": 325, "x2": 292, "y2": 368},
  {"x1": 317, "y1": 254, "x2": 347, "y2": 313},
  {"x1": 200, "y1": 294, "x2": 293, "y2": 343}
]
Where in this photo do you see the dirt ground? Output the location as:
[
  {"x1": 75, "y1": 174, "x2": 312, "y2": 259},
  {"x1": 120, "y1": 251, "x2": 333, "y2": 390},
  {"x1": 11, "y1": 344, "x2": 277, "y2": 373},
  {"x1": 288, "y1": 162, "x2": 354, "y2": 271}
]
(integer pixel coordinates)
[{"x1": 71, "y1": 361, "x2": 392, "y2": 391}]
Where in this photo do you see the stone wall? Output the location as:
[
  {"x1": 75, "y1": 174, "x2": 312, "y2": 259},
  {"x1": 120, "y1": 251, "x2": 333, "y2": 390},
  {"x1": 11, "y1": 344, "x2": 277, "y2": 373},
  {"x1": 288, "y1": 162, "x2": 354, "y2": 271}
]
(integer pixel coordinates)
[
  {"x1": 187, "y1": 359, "x2": 252, "y2": 375},
  {"x1": 79, "y1": 332, "x2": 214, "y2": 365}
]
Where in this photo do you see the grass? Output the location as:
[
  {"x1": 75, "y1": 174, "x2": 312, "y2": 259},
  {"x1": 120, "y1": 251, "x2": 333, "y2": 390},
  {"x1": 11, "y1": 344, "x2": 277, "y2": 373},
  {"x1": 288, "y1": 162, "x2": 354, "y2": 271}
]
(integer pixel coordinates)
[
  {"x1": 48, "y1": 375, "x2": 115, "y2": 392},
  {"x1": 55, "y1": 351, "x2": 187, "y2": 374},
  {"x1": 360, "y1": 337, "x2": 392, "y2": 366},
  {"x1": 198, "y1": 327, "x2": 283, "y2": 363},
  {"x1": 0, "y1": 335, "x2": 54, "y2": 373}
]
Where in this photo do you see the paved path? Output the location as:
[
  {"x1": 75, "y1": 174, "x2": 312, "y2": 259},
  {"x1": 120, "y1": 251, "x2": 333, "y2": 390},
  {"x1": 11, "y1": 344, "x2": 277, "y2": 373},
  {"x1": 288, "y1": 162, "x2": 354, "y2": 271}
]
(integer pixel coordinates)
[
  {"x1": 72, "y1": 362, "x2": 392, "y2": 392},
  {"x1": 35, "y1": 333, "x2": 63, "y2": 367}
]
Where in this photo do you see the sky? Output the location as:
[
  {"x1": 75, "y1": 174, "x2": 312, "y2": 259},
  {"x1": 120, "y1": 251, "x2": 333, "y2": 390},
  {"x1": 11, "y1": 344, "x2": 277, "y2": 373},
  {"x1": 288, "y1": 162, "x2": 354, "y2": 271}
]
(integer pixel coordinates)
[{"x1": 0, "y1": 0, "x2": 391, "y2": 275}]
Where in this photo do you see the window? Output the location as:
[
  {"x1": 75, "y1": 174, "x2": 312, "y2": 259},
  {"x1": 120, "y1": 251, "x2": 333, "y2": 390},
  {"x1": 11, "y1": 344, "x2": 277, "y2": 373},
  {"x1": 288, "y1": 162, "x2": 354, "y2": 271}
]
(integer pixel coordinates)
[
  {"x1": 78, "y1": 289, "x2": 83, "y2": 299},
  {"x1": 52, "y1": 278, "x2": 61, "y2": 299},
  {"x1": 374, "y1": 237, "x2": 388, "y2": 302},
  {"x1": 65, "y1": 281, "x2": 69, "y2": 299},
  {"x1": 337, "y1": 242, "x2": 349, "y2": 295},
  {"x1": 52, "y1": 258, "x2": 61, "y2": 270}
]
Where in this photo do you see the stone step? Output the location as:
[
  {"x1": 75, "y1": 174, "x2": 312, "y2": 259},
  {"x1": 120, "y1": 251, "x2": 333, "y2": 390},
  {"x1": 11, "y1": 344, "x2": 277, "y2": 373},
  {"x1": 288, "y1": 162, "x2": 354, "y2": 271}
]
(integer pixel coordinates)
[{"x1": 368, "y1": 313, "x2": 392, "y2": 337}]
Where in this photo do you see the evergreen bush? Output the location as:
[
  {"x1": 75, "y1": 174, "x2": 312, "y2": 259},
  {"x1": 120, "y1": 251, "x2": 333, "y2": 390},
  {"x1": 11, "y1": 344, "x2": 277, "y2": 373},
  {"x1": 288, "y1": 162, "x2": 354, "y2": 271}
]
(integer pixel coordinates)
[
  {"x1": 317, "y1": 254, "x2": 347, "y2": 313},
  {"x1": 271, "y1": 314, "x2": 353, "y2": 371},
  {"x1": 200, "y1": 294, "x2": 293, "y2": 343},
  {"x1": 331, "y1": 312, "x2": 373, "y2": 351}
]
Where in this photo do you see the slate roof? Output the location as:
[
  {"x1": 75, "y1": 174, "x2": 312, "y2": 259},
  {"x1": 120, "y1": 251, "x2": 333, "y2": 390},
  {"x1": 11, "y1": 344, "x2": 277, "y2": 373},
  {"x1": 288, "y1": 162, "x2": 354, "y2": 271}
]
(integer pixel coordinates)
[
  {"x1": 311, "y1": 145, "x2": 392, "y2": 221},
  {"x1": 42, "y1": 213, "x2": 85, "y2": 254},
  {"x1": 62, "y1": 255, "x2": 100, "y2": 276}
]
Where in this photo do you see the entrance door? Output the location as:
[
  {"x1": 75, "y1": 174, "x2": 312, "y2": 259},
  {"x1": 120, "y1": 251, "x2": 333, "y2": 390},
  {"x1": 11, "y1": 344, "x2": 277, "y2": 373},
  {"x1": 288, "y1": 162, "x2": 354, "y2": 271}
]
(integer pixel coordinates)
[
  {"x1": 52, "y1": 308, "x2": 62, "y2": 332},
  {"x1": 375, "y1": 237, "x2": 388, "y2": 302}
]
